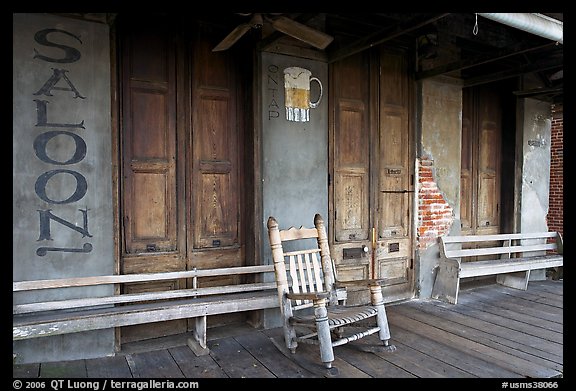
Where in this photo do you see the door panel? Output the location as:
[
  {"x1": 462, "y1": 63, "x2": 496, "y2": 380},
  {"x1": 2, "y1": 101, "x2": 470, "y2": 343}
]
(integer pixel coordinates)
[
  {"x1": 189, "y1": 25, "x2": 244, "y2": 328},
  {"x1": 191, "y1": 25, "x2": 240, "y2": 255},
  {"x1": 334, "y1": 100, "x2": 370, "y2": 242},
  {"x1": 378, "y1": 109, "x2": 410, "y2": 237},
  {"x1": 330, "y1": 52, "x2": 372, "y2": 285},
  {"x1": 477, "y1": 119, "x2": 500, "y2": 231},
  {"x1": 376, "y1": 49, "x2": 413, "y2": 302},
  {"x1": 119, "y1": 18, "x2": 186, "y2": 342},
  {"x1": 122, "y1": 27, "x2": 178, "y2": 256}
]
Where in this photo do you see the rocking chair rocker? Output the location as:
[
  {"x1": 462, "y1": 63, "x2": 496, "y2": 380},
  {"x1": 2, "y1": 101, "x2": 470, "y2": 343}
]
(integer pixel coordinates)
[{"x1": 267, "y1": 214, "x2": 395, "y2": 376}]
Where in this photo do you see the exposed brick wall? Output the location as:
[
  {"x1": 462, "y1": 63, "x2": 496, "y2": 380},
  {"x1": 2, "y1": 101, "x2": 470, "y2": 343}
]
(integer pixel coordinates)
[
  {"x1": 417, "y1": 156, "x2": 454, "y2": 250},
  {"x1": 547, "y1": 104, "x2": 563, "y2": 237}
]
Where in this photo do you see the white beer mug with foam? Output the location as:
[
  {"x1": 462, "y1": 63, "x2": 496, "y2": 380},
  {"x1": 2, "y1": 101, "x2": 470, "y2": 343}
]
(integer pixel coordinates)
[{"x1": 283, "y1": 66, "x2": 323, "y2": 122}]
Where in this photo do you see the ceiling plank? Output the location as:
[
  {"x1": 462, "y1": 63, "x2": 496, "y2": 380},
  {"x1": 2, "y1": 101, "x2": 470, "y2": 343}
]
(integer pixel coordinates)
[
  {"x1": 463, "y1": 58, "x2": 562, "y2": 88},
  {"x1": 327, "y1": 13, "x2": 451, "y2": 64},
  {"x1": 416, "y1": 41, "x2": 557, "y2": 80}
]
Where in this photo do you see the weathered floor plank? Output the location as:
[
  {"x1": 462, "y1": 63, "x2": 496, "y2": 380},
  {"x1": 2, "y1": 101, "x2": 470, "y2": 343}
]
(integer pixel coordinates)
[
  {"x1": 454, "y1": 294, "x2": 563, "y2": 333},
  {"x1": 386, "y1": 323, "x2": 523, "y2": 378},
  {"x1": 13, "y1": 280, "x2": 563, "y2": 379},
  {"x1": 417, "y1": 299, "x2": 563, "y2": 357},
  {"x1": 168, "y1": 345, "x2": 228, "y2": 378},
  {"x1": 233, "y1": 330, "x2": 321, "y2": 378},
  {"x1": 345, "y1": 334, "x2": 469, "y2": 378},
  {"x1": 125, "y1": 350, "x2": 184, "y2": 378},
  {"x1": 13, "y1": 363, "x2": 40, "y2": 378},
  {"x1": 39, "y1": 359, "x2": 88, "y2": 378},
  {"x1": 208, "y1": 335, "x2": 276, "y2": 378},
  {"x1": 432, "y1": 302, "x2": 563, "y2": 367},
  {"x1": 396, "y1": 303, "x2": 562, "y2": 371},
  {"x1": 388, "y1": 307, "x2": 561, "y2": 378},
  {"x1": 86, "y1": 355, "x2": 133, "y2": 378},
  {"x1": 490, "y1": 284, "x2": 564, "y2": 308},
  {"x1": 529, "y1": 281, "x2": 563, "y2": 296},
  {"x1": 468, "y1": 289, "x2": 563, "y2": 321},
  {"x1": 263, "y1": 327, "x2": 371, "y2": 378}
]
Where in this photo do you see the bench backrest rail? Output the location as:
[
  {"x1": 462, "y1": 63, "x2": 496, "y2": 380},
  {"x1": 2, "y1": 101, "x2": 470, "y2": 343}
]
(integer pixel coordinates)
[
  {"x1": 14, "y1": 264, "x2": 276, "y2": 315},
  {"x1": 14, "y1": 281, "x2": 277, "y2": 315},
  {"x1": 442, "y1": 231, "x2": 559, "y2": 243},
  {"x1": 440, "y1": 232, "x2": 563, "y2": 260},
  {"x1": 447, "y1": 243, "x2": 558, "y2": 259},
  {"x1": 13, "y1": 264, "x2": 274, "y2": 292}
]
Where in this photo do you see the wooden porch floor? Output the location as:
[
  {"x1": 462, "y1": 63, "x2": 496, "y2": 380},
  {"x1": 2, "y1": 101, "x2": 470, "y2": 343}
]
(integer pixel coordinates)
[{"x1": 13, "y1": 279, "x2": 563, "y2": 379}]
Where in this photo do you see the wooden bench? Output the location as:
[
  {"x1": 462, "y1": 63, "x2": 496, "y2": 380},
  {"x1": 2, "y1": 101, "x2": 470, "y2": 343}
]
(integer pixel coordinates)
[
  {"x1": 13, "y1": 265, "x2": 278, "y2": 357},
  {"x1": 431, "y1": 232, "x2": 563, "y2": 304}
]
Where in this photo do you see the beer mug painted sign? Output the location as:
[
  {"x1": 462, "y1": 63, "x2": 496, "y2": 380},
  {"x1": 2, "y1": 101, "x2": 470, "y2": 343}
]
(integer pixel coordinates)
[{"x1": 283, "y1": 66, "x2": 323, "y2": 122}]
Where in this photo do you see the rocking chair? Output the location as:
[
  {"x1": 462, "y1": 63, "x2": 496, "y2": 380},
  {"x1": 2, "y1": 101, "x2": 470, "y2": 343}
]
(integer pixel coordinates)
[{"x1": 267, "y1": 214, "x2": 395, "y2": 376}]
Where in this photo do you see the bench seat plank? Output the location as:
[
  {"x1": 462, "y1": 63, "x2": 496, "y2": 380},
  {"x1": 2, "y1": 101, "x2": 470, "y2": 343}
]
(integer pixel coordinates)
[{"x1": 459, "y1": 256, "x2": 564, "y2": 278}]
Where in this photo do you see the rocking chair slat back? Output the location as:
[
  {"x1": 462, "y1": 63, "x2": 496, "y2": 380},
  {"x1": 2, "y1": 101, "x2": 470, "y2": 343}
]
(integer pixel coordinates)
[{"x1": 286, "y1": 249, "x2": 325, "y2": 308}]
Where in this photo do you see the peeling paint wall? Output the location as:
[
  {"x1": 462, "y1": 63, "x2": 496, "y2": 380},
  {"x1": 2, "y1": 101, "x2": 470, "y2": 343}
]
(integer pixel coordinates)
[
  {"x1": 520, "y1": 98, "x2": 552, "y2": 231},
  {"x1": 417, "y1": 77, "x2": 462, "y2": 298},
  {"x1": 519, "y1": 98, "x2": 553, "y2": 281}
]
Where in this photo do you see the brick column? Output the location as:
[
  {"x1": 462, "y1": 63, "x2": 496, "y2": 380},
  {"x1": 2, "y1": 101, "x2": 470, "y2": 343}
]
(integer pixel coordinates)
[{"x1": 547, "y1": 104, "x2": 563, "y2": 237}]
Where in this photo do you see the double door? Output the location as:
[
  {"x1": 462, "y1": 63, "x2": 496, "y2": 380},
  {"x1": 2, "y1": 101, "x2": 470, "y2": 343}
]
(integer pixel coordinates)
[
  {"x1": 329, "y1": 47, "x2": 414, "y2": 303},
  {"x1": 461, "y1": 86, "x2": 502, "y2": 237},
  {"x1": 460, "y1": 85, "x2": 503, "y2": 264},
  {"x1": 118, "y1": 16, "x2": 250, "y2": 343}
]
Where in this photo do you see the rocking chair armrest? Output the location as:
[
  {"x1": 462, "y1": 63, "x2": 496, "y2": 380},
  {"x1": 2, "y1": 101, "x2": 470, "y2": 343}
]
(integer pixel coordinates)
[
  {"x1": 285, "y1": 292, "x2": 331, "y2": 301},
  {"x1": 334, "y1": 278, "x2": 385, "y2": 288}
]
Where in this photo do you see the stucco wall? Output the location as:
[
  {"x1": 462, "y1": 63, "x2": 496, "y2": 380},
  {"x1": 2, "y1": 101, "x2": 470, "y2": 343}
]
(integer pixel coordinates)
[
  {"x1": 417, "y1": 77, "x2": 462, "y2": 298},
  {"x1": 259, "y1": 52, "x2": 328, "y2": 327},
  {"x1": 13, "y1": 13, "x2": 114, "y2": 363}
]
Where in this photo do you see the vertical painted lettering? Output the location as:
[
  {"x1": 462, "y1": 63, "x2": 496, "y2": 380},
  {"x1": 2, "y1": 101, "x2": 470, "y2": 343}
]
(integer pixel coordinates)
[{"x1": 32, "y1": 26, "x2": 92, "y2": 256}]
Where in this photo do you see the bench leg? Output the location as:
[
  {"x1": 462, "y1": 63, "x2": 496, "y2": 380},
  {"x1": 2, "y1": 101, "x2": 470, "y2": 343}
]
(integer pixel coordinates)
[
  {"x1": 187, "y1": 316, "x2": 210, "y2": 356},
  {"x1": 497, "y1": 270, "x2": 530, "y2": 290},
  {"x1": 431, "y1": 260, "x2": 460, "y2": 304}
]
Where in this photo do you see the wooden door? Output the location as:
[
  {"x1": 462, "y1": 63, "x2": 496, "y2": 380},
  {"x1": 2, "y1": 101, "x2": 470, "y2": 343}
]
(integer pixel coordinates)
[
  {"x1": 461, "y1": 86, "x2": 502, "y2": 237},
  {"x1": 460, "y1": 86, "x2": 502, "y2": 264},
  {"x1": 118, "y1": 16, "x2": 248, "y2": 344},
  {"x1": 329, "y1": 47, "x2": 414, "y2": 304},
  {"x1": 375, "y1": 49, "x2": 414, "y2": 302}
]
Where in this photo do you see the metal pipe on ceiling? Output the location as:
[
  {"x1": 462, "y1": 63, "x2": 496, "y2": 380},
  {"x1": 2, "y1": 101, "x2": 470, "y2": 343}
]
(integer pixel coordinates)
[{"x1": 478, "y1": 13, "x2": 563, "y2": 44}]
